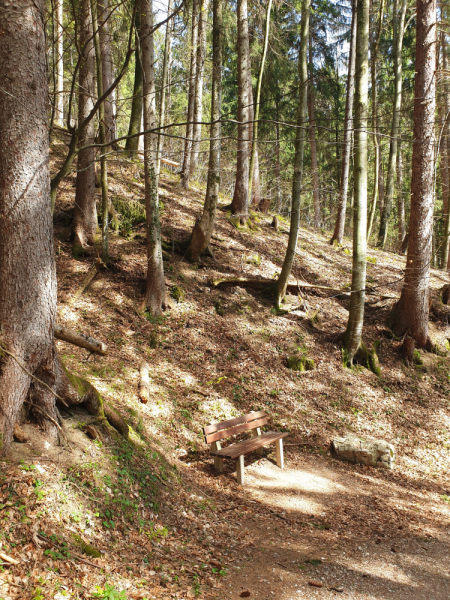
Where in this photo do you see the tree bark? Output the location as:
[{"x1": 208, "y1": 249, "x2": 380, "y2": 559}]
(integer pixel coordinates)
[
  {"x1": 330, "y1": 0, "x2": 356, "y2": 244},
  {"x1": 56, "y1": 0, "x2": 65, "y2": 126},
  {"x1": 0, "y1": 0, "x2": 58, "y2": 454},
  {"x1": 377, "y1": 0, "x2": 407, "y2": 247},
  {"x1": 396, "y1": 141, "x2": 406, "y2": 246},
  {"x1": 275, "y1": 0, "x2": 310, "y2": 306},
  {"x1": 308, "y1": 39, "x2": 321, "y2": 228},
  {"x1": 156, "y1": 0, "x2": 174, "y2": 176},
  {"x1": 72, "y1": 0, "x2": 98, "y2": 257},
  {"x1": 249, "y1": 0, "x2": 272, "y2": 205},
  {"x1": 91, "y1": 0, "x2": 109, "y2": 262},
  {"x1": 440, "y1": 30, "x2": 450, "y2": 268},
  {"x1": 125, "y1": 2, "x2": 143, "y2": 158},
  {"x1": 387, "y1": 0, "x2": 436, "y2": 348},
  {"x1": 98, "y1": 0, "x2": 117, "y2": 146},
  {"x1": 366, "y1": 0, "x2": 385, "y2": 243},
  {"x1": 181, "y1": 0, "x2": 199, "y2": 189},
  {"x1": 343, "y1": 0, "x2": 369, "y2": 365},
  {"x1": 231, "y1": 0, "x2": 251, "y2": 224},
  {"x1": 186, "y1": 0, "x2": 223, "y2": 262},
  {"x1": 141, "y1": 0, "x2": 166, "y2": 315},
  {"x1": 191, "y1": 0, "x2": 208, "y2": 178}
]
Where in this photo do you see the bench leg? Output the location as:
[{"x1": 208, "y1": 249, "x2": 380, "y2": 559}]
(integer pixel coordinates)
[
  {"x1": 236, "y1": 455, "x2": 245, "y2": 484},
  {"x1": 251, "y1": 427, "x2": 264, "y2": 456},
  {"x1": 275, "y1": 438, "x2": 284, "y2": 469},
  {"x1": 211, "y1": 441, "x2": 223, "y2": 473}
]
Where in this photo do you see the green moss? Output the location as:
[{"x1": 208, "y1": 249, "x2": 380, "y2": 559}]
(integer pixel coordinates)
[
  {"x1": 149, "y1": 331, "x2": 159, "y2": 349},
  {"x1": 214, "y1": 300, "x2": 224, "y2": 316},
  {"x1": 171, "y1": 285, "x2": 185, "y2": 303},
  {"x1": 287, "y1": 356, "x2": 314, "y2": 371},
  {"x1": 71, "y1": 534, "x2": 102, "y2": 558},
  {"x1": 245, "y1": 254, "x2": 261, "y2": 266}
]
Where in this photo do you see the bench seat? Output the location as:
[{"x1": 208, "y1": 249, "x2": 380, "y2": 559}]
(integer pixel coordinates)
[{"x1": 211, "y1": 431, "x2": 288, "y2": 459}]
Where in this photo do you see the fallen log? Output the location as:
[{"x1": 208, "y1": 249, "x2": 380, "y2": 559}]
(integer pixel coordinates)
[
  {"x1": 138, "y1": 152, "x2": 179, "y2": 168},
  {"x1": 54, "y1": 325, "x2": 108, "y2": 355},
  {"x1": 139, "y1": 361, "x2": 150, "y2": 403}
]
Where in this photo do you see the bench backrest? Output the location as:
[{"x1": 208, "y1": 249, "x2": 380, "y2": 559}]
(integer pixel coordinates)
[{"x1": 203, "y1": 411, "x2": 267, "y2": 444}]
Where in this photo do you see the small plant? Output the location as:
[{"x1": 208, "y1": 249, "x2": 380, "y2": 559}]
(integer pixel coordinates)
[
  {"x1": 441, "y1": 495, "x2": 450, "y2": 503},
  {"x1": 367, "y1": 255, "x2": 377, "y2": 264},
  {"x1": 93, "y1": 583, "x2": 128, "y2": 599},
  {"x1": 32, "y1": 587, "x2": 45, "y2": 600}
]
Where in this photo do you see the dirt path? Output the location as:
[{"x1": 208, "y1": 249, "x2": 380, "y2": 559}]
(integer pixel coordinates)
[{"x1": 211, "y1": 453, "x2": 450, "y2": 600}]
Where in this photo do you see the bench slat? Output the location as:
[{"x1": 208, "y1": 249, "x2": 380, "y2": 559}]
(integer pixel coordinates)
[
  {"x1": 205, "y1": 417, "x2": 268, "y2": 444},
  {"x1": 203, "y1": 410, "x2": 266, "y2": 436},
  {"x1": 211, "y1": 431, "x2": 288, "y2": 459}
]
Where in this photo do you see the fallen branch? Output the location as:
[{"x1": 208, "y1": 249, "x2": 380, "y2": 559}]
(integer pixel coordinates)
[
  {"x1": 54, "y1": 325, "x2": 107, "y2": 356},
  {"x1": 37, "y1": 534, "x2": 102, "y2": 569},
  {"x1": 69, "y1": 258, "x2": 104, "y2": 304},
  {"x1": 210, "y1": 277, "x2": 397, "y2": 299},
  {"x1": 138, "y1": 152, "x2": 179, "y2": 168},
  {"x1": 0, "y1": 552, "x2": 19, "y2": 565},
  {"x1": 138, "y1": 361, "x2": 150, "y2": 403}
]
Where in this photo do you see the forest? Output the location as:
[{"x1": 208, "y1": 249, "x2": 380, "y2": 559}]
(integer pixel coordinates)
[{"x1": 0, "y1": 0, "x2": 450, "y2": 598}]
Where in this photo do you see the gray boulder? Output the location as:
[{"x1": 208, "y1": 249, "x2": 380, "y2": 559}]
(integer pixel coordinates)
[{"x1": 330, "y1": 435, "x2": 395, "y2": 469}]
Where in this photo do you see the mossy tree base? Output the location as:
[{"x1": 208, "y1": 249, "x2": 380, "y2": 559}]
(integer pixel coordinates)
[{"x1": 341, "y1": 336, "x2": 382, "y2": 377}]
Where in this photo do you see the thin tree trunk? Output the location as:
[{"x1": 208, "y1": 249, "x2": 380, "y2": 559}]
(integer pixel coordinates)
[
  {"x1": 308, "y1": 39, "x2": 321, "y2": 228},
  {"x1": 72, "y1": 0, "x2": 98, "y2": 257},
  {"x1": 186, "y1": 0, "x2": 223, "y2": 262},
  {"x1": 440, "y1": 30, "x2": 450, "y2": 268},
  {"x1": 125, "y1": 2, "x2": 143, "y2": 158},
  {"x1": 275, "y1": 0, "x2": 310, "y2": 306},
  {"x1": 91, "y1": 0, "x2": 109, "y2": 261},
  {"x1": 249, "y1": 0, "x2": 272, "y2": 205},
  {"x1": 275, "y1": 92, "x2": 282, "y2": 211},
  {"x1": 387, "y1": 0, "x2": 436, "y2": 348},
  {"x1": 191, "y1": 0, "x2": 208, "y2": 178},
  {"x1": 366, "y1": 0, "x2": 385, "y2": 242},
  {"x1": 377, "y1": 0, "x2": 407, "y2": 247},
  {"x1": 156, "y1": 0, "x2": 173, "y2": 176},
  {"x1": 396, "y1": 141, "x2": 406, "y2": 245},
  {"x1": 140, "y1": 0, "x2": 166, "y2": 315},
  {"x1": 0, "y1": 0, "x2": 58, "y2": 454},
  {"x1": 343, "y1": 0, "x2": 369, "y2": 364},
  {"x1": 98, "y1": 0, "x2": 116, "y2": 146},
  {"x1": 330, "y1": 0, "x2": 357, "y2": 243},
  {"x1": 56, "y1": 0, "x2": 65, "y2": 126},
  {"x1": 231, "y1": 0, "x2": 251, "y2": 224},
  {"x1": 181, "y1": 0, "x2": 199, "y2": 188}
]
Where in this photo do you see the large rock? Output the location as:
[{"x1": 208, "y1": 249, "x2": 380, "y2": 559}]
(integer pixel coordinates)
[{"x1": 330, "y1": 435, "x2": 395, "y2": 469}]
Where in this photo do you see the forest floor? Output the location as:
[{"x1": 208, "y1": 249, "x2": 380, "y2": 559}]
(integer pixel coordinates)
[{"x1": 1, "y1": 145, "x2": 450, "y2": 600}]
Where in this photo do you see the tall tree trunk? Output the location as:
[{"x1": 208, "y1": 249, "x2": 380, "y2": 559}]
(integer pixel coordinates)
[
  {"x1": 248, "y1": 71, "x2": 262, "y2": 206},
  {"x1": 308, "y1": 39, "x2": 321, "y2": 228},
  {"x1": 275, "y1": 91, "x2": 282, "y2": 211},
  {"x1": 275, "y1": 0, "x2": 310, "y2": 306},
  {"x1": 377, "y1": 0, "x2": 407, "y2": 247},
  {"x1": 231, "y1": 0, "x2": 251, "y2": 224},
  {"x1": 72, "y1": 0, "x2": 98, "y2": 257},
  {"x1": 343, "y1": 0, "x2": 369, "y2": 365},
  {"x1": 91, "y1": 0, "x2": 109, "y2": 261},
  {"x1": 330, "y1": 0, "x2": 357, "y2": 244},
  {"x1": 125, "y1": 2, "x2": 143, "y2": 158},
  {"x1": 181, "y1": 0, "x2": 199, "y2": 188},
  {"x1": 249, "y1": 0, "x2": 272, "y2": 205},
  {"x1": 387, "y1": 0, "x2": 436, "y2": 348},
  {"x1": 98, "y1": 0, "x2": 116, "y2": 146},
  {"x1": 140, "y1": 0, "x2": 166, "y2": 315},
  {"x1": 186, "y1": 0, "x2": 223, "y2": 262},
  {"x1": 191, "y1": 0, "x2": 208, "y2": 178},
  {"x1": 156, "y1": 0, "x2": 173, "y2": 176},
  {"x1": 366, "y1": 0, "x2": 385, "y2": 242},
  {"x1": 440, "y1": 30, "x2": 450, "y2": 268},
  {"x1": 56, "y1": 0, "x2": 65, "y2": 126},
  {"x1": 396, "y1": 141, "x2": 406, "y2": 245},
  {"x1": 0, "y1": 0, "x2": 58, "y2": 454}
]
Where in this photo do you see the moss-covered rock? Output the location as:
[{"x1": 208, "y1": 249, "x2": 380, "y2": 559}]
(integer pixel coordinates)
[
  {"x1": 287, "y1": 356, "x2": 314, "y2": 371},
  {"x1": 71, "y1": 534, "x2": 102, "y2": 558},
  {"x1": 171, "y1": 285, "x2": 185, "y2": 303}
]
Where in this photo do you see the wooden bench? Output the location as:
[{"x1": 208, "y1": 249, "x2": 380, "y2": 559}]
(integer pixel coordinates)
[{"x1": 203, "y1": 411, "x2": 288, "y2": 484}]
